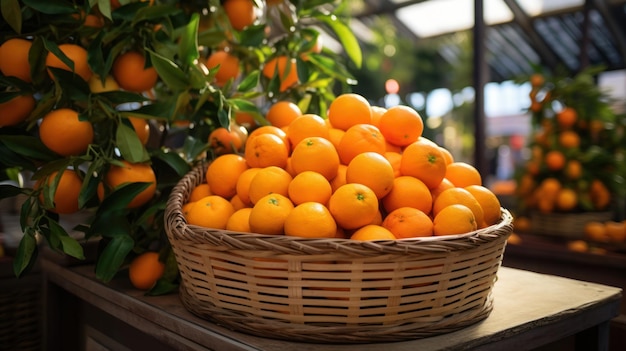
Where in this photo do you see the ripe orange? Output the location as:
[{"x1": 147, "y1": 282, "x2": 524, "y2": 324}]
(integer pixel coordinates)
[
  {"x1": 249, "y1": 193, "x2": 294, "y2": 234},
  {"x1": 445, "y1": 162, "x2": 482, "y2": 188},
  {"x1": 189, "y1": 183, "x2": 213, "y2": 203},
  {"x1": 0, "y1": 94, "x2": 35, "y2": 127},
  {"x1": 350, "y1": 225, "x2": 396, "y2": 241},
  {"x1": 226, "y1": 207, "x2": 253, "y2": 232},
  {"x1": 329, "y1": 164, "x2": 347, "y2": 192},
  {"x1": 128, "y1": 252, "x2": 165, "y2": 290},
  {"x1": 36, "y1": 169, "x2": 83, "y2": 214},
  {"x1": 88, "y1": 75, "x2": 120, "y2": 93},
  {"x1": 337, "y1": 124, "x2": 386, "y2": 165},
  {"x1": 589, "y1": 179, "x2": 611, "y2": 210},
  {"x1": 234, "y1": 111, "x2": 257, "y2": 129},
  {"x1": 328, "y1": 183, "x2": 379, "y2": 230},
  {"x1": 399, "y1": 139, "x2": 447, "y2": 189},
  {"x1": 530, "y1": 73, "x2": 544, "y2": 88},
  {"x1": 209, "y1": 126, "x2": 244, "y2": 155},
  {"x1": 346, "y1": 152, "x2": 395, "y2": 199},
  {"x1": 186, "y1": 195, "x2": 235, "y2": 229},
  {"x1": 112, "y1": 51, "x2": 158, "y2": 93},
  {"x1": 605, "y1": 221, "x2": 626, "y2": 242},
  {"x1": 244, "y1": 132, "x2": 289, "y2": 169},
  {"x1": 545, "y1": 150, "x2": 566, "y2": 171},
  {"x1": 266, "y1": 101, "x2": 302, "y2": 128},
  {"x1": 230, "y1": 194, "x2": 247, "y2": 210},
  {"x1": 369, "y1": 105, "x2": 387, "y2": 127},
  {"x1": 286, "y1": 114, "x2": 330, "y2": 149},
  {"x1": 464, "y1": 185, "x2": 502, "y2": 226},
  {"x1": 284, "y1": 202, "x2": 337, "y2": 238},
  {"x1": 433, "y1": 204, "x2": 477, "y2": 236},
  {"x1": 262, "y1": 55, "x2": 298, "y2": 92},
  {"x1": 288, "y1": 171, "x2": 332, "y2": 205},
  {"x1": 555, "y1": 187, "x2": 578, "y2": 211},
  {"x1": 97, "y1": 160, "x2": 157, "y2": 208},
  {"x1": 39, "y1": 108, "x2": 94, "y2": 156},
  {"x1": 327, "y1": 93, "x2": 372, "y2": 131},
  {"x1": 381, "y1": 176, "x2": 432, "y2": 215},
  {"x1": 565, "y1": 160, "x2": 582, "y2": 179},
  {"x1": 328, "y1": 128, "x2": 345, "y2": 150},
  {"x1": 205, "y1": 154, "x2": 249, "y2": 198},
  {"x1": 223, "y1": 0, "x2": 256, "y2": 31},
  {"x1": 558, "y1": 130, "x2": 580, "y2": 148},
  {"x1": 584, "y1": 221, "x2": 608, "y2": 242},
  {"x1": 45, "y1": 43, "x2": 92, "y2": 81},
  {"x1": 248, "y1": 166, "x2": 293, "y2": 205},
  {"x1": 556, "y1": 107, "x2": 577, "y2": 129},
  {"x1": 290, "y1": 137, "x2": 339, "y2": 181},
  {"x1": 430, "y1": 178, "x2": 455, "y2": 203},
  {"x1": 382, "y1": 207, "x2": 433, "y2": 238},
  {"x1": 383, "y1": 151, "x2": 402, "y2": 178},
  {"x1": 378, "y1": 105, "x2": 424, "y2": 146},
  {"x1": 128, "y1": 117, "x2": 150, "y2": 145},
  {"x1": 235, "y1": 167, "x2": 261, "y2": 206},
  {"x1": 0, "y1": 38, "x2": 32, "y2": 82},
  {"x1": 439, "y1": 147, "x2": 454, "y2": 165},
  {"x1": 206, "y1": 50, "x2": 240, "y2": 86},
  {"x1": 432, "y1": 188, "x2": 484, "y2": 228},
  {"x1": 247, "y1": 125, "x2": 290, "y2": 150}
]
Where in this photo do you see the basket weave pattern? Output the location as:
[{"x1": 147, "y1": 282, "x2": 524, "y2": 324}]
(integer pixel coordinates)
[
  {"x1": 531, "y1": 211, "x2": 613, "y2": 239},
  {"x1": 165, "y1": 165, "x2": 514, "y2": 343}
]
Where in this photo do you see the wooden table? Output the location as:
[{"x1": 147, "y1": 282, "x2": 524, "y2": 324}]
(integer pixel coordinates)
[{"x1": 42, "y1": 259, "x2": 622, "y2": 351}]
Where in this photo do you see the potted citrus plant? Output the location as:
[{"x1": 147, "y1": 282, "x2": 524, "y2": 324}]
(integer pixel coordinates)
[{"x1": 0, "y1": 0, "x2": 361, "y2": 293}]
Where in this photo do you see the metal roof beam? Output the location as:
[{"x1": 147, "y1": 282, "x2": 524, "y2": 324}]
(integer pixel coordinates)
[{"x1": 591, "y1": 0, "x2": 626, "y2": 66}]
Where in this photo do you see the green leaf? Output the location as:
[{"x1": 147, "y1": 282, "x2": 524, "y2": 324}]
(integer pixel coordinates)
[
  {"x1": 319, "y1": 15, "x2": 362, "y2": 68},
  {"x1": 0, "y1": 184, "x2": 25, "y2": 200},
  {"x1": 131, "y1": 3, "x2": 180, "y2": 24},
  {"x1": 96, "y1": 91, "x2": 151, "y2": 105},
  {"x1": 182, "y1": 136, "x2": 209, "y2": 161},
  {"x1": 178, "y1": 12, "x2": 200, "y2": 67},
  {"x1": 237, "y1": 70, "x2": 259, "y2": 92},
  {"x1": 153, "y1": 149, "x2": 191, "y2": 177},
  {"x1": 21, "y1": 0, "x2": 75, "y2": 14},
  {"x1": 239, "y1": 24, "x2": 267, "y2": 47},
  {"x1": 98, "y1": 182, "x2": 153, "y2": 212},
  {"x1": 49, "y1": 220, "x2": 85, "y2": 260},
  {"x1": 0, "y1": 135, "x2": 58, "y2": 161},
  {"x1": 147, "y1": 49, "x2": 189, "y2": 91},
  {"x1": 95, "y1": 235, "x2": 134, "y2": 282},
  {"x1": 13, "y1": 232, "x2": 37, "y2": 277},
  {"x1": 116, "y1": 122, "x2": 149, "y2": 163},
  {"x1": 1, "y1": 0, "x2": 22, "y2": 33},
  {"x1": 97, "y1": 0, "x2": 112, "y2": 20}
]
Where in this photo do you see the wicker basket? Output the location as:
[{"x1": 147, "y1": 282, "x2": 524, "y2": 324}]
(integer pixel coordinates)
[
  {"x1": 165, "y1": 165, "x2": 514, "y2": 343},
  {"x1": 531, "y1": 211, "x2": 613, "y2": 239}
]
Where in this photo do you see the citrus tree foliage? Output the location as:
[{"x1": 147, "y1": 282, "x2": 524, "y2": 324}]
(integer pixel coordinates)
[{"x1": 0, "y1": 0, "x2": 360, "y2": 293}]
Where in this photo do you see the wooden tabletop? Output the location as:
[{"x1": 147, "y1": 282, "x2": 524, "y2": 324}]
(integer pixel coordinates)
[{"x1": 42, "y1": 259, "x2": 622, "y2": 351}]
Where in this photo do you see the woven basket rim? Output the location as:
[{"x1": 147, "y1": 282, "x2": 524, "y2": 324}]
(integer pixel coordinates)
[{"x1": 165, "y1": 164, "x2": 514, "y2": 255}]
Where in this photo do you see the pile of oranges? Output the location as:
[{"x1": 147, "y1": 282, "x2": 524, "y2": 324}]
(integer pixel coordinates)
[{"x1": 183, "y1": 93, "x2": 503, "y2": 240}]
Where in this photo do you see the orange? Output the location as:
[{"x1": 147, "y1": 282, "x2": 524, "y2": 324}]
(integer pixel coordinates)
[
  {"x1": 36, "y1": 169, "x2": 83, "y2": 214},
  {"x1": 399, "y1": 139, "x2": 447, "y2": 189},
  {"x1": 235, "y1": 167, "x2": 261, "y2": 206},
  {"x1": 244, "y1": 132, "x2": 289, "y2": 169},
  {"x1": 262, "y1": 55, "x2": 298, "y2": 92},
  {"x1": 223, "y1": 0, "x2": 256, "y2": 31},
  {"x1": 381, "y1": 176, "x2": 432, "y2": 215},
  {"x1": 513, "y1": 216, "x2": 531, "y2": 233},
  {"x1": 128, "y1": 117, "x2": 150, "y2": 145},
  {"x1": 284, "y1": 202, "x2": 337, "y2": 238},
  {"x1": 248, "y1": 193, "x2": 294, "y2": 234},
  {"x1": 328, "y1": 183, "x2": 379, "y2": 230},
  {"x1": 530, "y1": 73, "x2": 544, "y2": 88},
  {"x1": 39, "y1": 108, "x2": 93, "y2": 156},
  {"x1": 378, "y1": 105, "x2": 424, "y2": 146},
  {"x1": 327, "y1": 93, "x2": 372, "y2": 131},
  {"x1": 433, "y1": 204, "x2": 477, "y2": 236},
  {"x1": 266, "y1": 101, "x2": 302, "y2": 128},
  {"x1": 439, "y1": 147, "x2": 454, "y2": 165},
  {"x1": 206, "y1": 154, "x2": 249, "y2": 198},
  {"x1": 248, "y1": 166, "x2": 293, "y2": 205},
  {"x1": 112, "y1": 51, "x2": 158, "y2": 93},
  {"x1": 383, "y1": 151, "x2": 402, "y2": 178},
  {"x1": 589, "y1": 179, "x2": 611, "y2": 210},
  {"x1": 247, "y1": 125, "x2": 290, "y2": 150},
  {"x1": 209, "y1": 126, "x2": 244, "y2": 155},
  {"x1": 234, "y1": 111, "x2": 257, "y2": 129},
  {"x1": 328, "y1": 128, "x2": 345, "y2": 150},
  {"x1": 555, "y1": 188, "x2": 578, "y2": 212},
  {"x1": 88, "y1": 75, "x2": 119, "y2": 93},
  {"x1": 430, "y1": 178, "x2": 455, "y2": 203},
  {"x1": 605, "y1": 221, "x2": 626, "y2": 242},
  {"x1": 230, "y1": 194, "x2": 247, "y2": 210},
  {"x1": 128, "y1": 252, "x2": 165, "y2": 290},
  {"x1": 286, "y1": 114, "x2": 330, "y2": 149},
  {"x1": 189, "y1": 183, "x2": 213, "y2": 203},
  {"x1": 346, "y1": 152, "x2": 395, "y2": 199},
  {"x1": 337, "y1": 124, "x2": 386, "y2": 165},
  {"x1": 226, "y1": 207, "x2": 253, "y2": 232},
  {"x1": 350, "y1": 225, "x2": 396, "y2": 241},
  {"x1": 0, "y1": 94, "x2": 35, "y2": 127},
  {"x1": 565, "y1": 160, "x2": 582, "y2": 179},
  {"x1": 545, "y1": 150, "x2": 566, "y2": 171},
  {"x1": 97, "y1": 160, "x2": 157, "y2": 208},
  {"x1": 432, "y1": 187, "x2": 484, "y2": 226},
  {"x1": 556, "y1": 107, "x2": 577, "y2": 129},
  {"x1": 445, "y1": 162, "x2": 482, "y2": 188},
  {"x1": 329, "y1": 164, "x2": 347, "y2": 192},
  {"x1": 186, "y1": 195, "x2": 235, "y2": 229},
  {"x1": 584, "y1": 221, "x2": 608, "y2": 242},
  {"x1": 382, "y1": 207, "x2": 433, "y2": 238},
  {"x1": 0, "y1": 38, "x2": 32, "y2": 82},
  {"x1": 369, "y1": 105, "x2": 387, "y2": 127},
  {"x1": 45, "y1": 43, "x2": 92, "y2": 81},
  {"x1": 206, "y1": 50, "x2": 240, "y2": 86},
  {"x1": 290, "y1": 137, "x2": 339, "y2": 181},
  {"x1": 558, "y1": 130, "x2": 580, "y2": 148},
  {"x1": 464, "y1": 185, "x2": 502, "y2": 226},
  {"x1": 288, "y1": 171, "x2": 332, "y2": 205}
]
